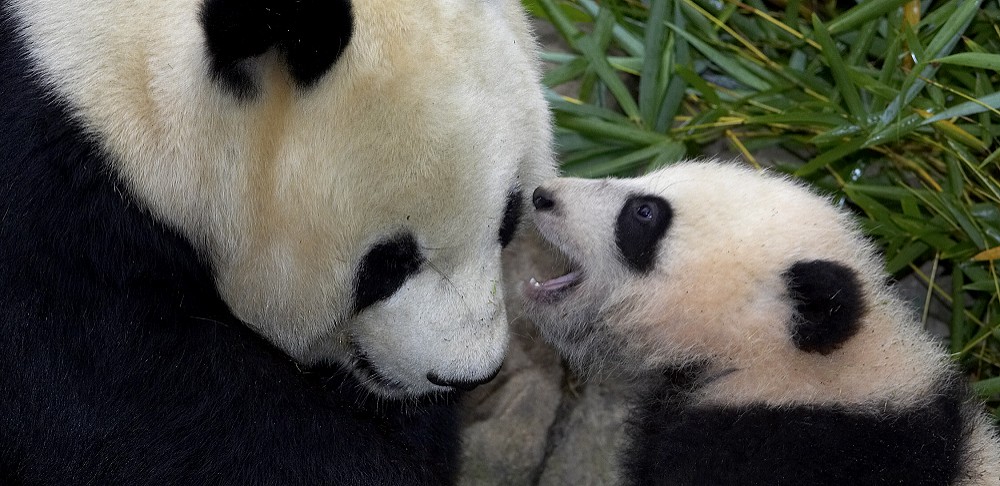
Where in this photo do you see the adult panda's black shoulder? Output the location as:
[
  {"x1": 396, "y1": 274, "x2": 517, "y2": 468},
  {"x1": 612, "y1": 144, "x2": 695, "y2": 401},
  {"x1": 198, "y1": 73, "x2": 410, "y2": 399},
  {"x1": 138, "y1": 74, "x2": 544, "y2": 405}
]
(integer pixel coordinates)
[
  {"x1": 0, "y1": 0, "x2": 554, "y2": 482},
  {"x1": 522, "y1": 161, "x2": 1000, "y2": 485}
]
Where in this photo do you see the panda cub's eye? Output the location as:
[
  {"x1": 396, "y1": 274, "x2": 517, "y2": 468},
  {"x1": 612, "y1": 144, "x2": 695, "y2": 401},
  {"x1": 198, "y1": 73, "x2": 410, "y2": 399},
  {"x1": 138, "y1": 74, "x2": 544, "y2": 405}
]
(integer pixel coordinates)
[
  {"x1": 635, "y1": 203, "x2": 655, "y2": 221},
  {"x1": 616, "y1": 195, "x2": 672, "y2": 274}
]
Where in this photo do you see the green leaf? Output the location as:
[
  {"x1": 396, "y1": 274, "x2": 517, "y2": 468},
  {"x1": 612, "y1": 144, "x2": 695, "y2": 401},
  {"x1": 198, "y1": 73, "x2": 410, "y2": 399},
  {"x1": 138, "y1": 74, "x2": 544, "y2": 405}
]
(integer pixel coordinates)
[
  {"x1": 664, "y1": 22, "x2": 771, "y2": 91},
  {"x1": 675, "y1": 65, "x2": 720, "y2": 105},
  {"x1": 546, "y1": 91, "x2": 633, "y2": 124},
  {"x1": 973, "y1": 377, "x2": 1000, "y2": 398},
  {"x1": 577, "y1": 0, "x2": 645, "y2": 57},
  {"x1": 811, "y1": 14, "x2": 866, "y2": 121},
  {"x1": 934, "y1": 53, "x2": 1000, "y2": 71},
  {"x1": 827, "y1": 0, "x2": 911, "y2": 35},
  {"x1": 555, "y1": 115, "x2": 668, "y2": 146},
  {"x1": 795, "y1": 137, "x2": 866, "y2": 176},
  {"x1": 923, "y1": 91, "x2": 1000, "y2": 124},
  {"x1": 572, "y1": 140, "x2": 685, "y2": 177},
  {"x1": 576, "y1": 8, "x2": 643, "y2": 123},
  {"x1": 639, "y1": 0, "x2": 670, "y2": 127},
  {"x1": 542, "y1": 57, "x2": 589, "y2": 87},
  {"x1": 879, "y1": 0, "x2": 983, "y2": 127},
  {"x1": 535, "y1": 0, "x2": 583, "y2": 41},
  {"x1": 886, "y1": 241, "x2": 930, "y2": 274},
  {"x1": 866, "y1": 114, "x2": 924, "y2": 147},
  {"x1": 749, "y1": 113, "x2": 849, "y2": 127},
  {"x1": 950, "y1": 267, "x2": 968, "y2": 353}
]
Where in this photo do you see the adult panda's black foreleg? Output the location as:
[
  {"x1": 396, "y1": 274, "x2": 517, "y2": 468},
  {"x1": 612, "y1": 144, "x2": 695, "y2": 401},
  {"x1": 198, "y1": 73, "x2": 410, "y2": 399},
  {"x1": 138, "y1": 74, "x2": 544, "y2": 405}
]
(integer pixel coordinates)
[{"x1": 200, "y1": 0, "x2": 354, "y2": 97}]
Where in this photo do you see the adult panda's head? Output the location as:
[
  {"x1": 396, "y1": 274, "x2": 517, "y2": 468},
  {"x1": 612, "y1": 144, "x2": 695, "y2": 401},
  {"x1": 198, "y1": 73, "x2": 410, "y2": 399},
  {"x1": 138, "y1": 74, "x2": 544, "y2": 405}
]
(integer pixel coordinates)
[
  {"x1": 11, "y1": 0, "x2": 554, "y2": 397},
  {"x1": 521, "y1": 162, "x2": 948, "y2": 404}
]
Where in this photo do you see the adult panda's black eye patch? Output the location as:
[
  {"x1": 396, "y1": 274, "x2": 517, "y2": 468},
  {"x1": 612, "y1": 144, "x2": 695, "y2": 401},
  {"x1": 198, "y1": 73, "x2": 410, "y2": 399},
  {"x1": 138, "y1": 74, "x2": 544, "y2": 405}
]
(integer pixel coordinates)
[
  {"x1": 201, "y1": 0, "x2": 354, "y2": 98},
  {"x1": 616, "y1": 195, "x2": 672, "y2": 273},
  {"x1": 498, "y1": 190, "x2": 522, "y2": 248},
  {"x1": 785, "y1": 259, "x2": 865, "y2": 354},
  {"x1": 353, "y1": 233, "x2": 423, "y2": 312}
]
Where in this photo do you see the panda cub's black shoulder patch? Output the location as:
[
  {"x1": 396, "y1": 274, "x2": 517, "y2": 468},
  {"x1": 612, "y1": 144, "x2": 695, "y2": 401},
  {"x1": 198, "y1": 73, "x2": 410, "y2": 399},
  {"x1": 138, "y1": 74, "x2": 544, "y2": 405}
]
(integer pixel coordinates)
[
  {"x1": 616, "y1": 195, "x2": 672, "y2": 273},
  {"x1": 785, "y1": 260, "x2": 865, "y2": 354},
  {"x1": 201, "y1": 0, "x2": 354, "y2": 98}
]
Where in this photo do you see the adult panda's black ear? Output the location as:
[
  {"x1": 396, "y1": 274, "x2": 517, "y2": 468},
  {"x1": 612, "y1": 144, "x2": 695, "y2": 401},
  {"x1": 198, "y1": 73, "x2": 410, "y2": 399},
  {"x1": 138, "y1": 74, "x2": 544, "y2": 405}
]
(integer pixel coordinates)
[
  {"x1": 784, "y1": 260, "x2": 865, "y2": 355},
  {"x1": 201, "y1": 0, "x2": 354, "y2": 98}
]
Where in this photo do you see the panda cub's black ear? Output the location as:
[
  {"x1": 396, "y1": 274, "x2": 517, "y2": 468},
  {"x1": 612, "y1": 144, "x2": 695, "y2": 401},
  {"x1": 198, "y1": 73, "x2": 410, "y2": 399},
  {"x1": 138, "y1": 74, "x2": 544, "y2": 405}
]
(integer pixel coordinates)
[
  {"x1": 201, "y1": 0, "x2": 354, "y2": 98},
  {"x1": 784, "y1": 260, "x2": 865, "y2": 355}
]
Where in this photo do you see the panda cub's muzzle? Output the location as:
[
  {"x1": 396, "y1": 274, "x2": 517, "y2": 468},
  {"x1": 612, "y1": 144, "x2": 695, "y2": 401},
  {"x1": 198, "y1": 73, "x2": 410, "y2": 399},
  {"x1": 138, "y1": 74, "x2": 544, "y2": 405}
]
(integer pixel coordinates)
[{"x1": 524, "y1": 186, "x2": 584, "y2": 302}]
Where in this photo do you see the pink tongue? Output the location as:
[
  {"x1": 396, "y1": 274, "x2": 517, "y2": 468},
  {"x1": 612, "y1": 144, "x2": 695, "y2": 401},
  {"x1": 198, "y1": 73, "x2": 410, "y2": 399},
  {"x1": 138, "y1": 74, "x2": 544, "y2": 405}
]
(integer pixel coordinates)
[{"x1": 540, "y1": 271, "x2": 580, "y2": 290}]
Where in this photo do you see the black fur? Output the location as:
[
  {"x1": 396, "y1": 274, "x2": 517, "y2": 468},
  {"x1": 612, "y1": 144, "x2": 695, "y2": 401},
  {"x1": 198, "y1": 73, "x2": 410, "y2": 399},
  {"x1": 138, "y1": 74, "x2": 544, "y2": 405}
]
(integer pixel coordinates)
[
  {"x1": 1, "y1": 11, "x2": 458, "y2": 484},
  {"x1": 615, "y1": 195, "x2": 672, "y2": 273},
  {"x1": 354, "y1": 234, "x2": 424, "y2": 313},
  {"x1": 201, "y1": 0, "x2": 353, "y2": 97},
  {"x1": 786, "y1": 260, "x2": 865, "y2": 354},
  {"x1": 622, "y1": 367, "x2": 966, "y2": 486},
  {"x1": 498, "y1": 190, "x2": 523, "y2": 248}
]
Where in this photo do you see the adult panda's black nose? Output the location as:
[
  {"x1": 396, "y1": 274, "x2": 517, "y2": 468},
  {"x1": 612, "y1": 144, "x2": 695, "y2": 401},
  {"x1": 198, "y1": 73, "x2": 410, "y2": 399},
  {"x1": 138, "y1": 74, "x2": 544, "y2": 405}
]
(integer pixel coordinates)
[
  {"x1": 427, "y1": 365, "x2": 502, "y2": 391},
  {"x1": 532, "y1": 187, "x2": 556, "y2": 211}
]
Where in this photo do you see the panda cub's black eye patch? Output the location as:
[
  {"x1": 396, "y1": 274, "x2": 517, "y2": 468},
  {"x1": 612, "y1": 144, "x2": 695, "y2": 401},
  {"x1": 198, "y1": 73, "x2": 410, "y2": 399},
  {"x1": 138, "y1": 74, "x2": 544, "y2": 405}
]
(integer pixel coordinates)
[
  {"x1": 353, "y1": 233, "x2": 424, "y2": 312},
  {"x1": 498, "y1": 190, "x2": 523, "y2": 248},
  {"x1": 616, "y1": 195, "x2": 672, "y2": 273}
]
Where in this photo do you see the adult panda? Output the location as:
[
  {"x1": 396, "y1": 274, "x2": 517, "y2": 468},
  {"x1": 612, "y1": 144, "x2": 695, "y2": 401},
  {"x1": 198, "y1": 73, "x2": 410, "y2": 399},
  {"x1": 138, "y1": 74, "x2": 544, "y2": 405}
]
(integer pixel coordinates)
[
  {"x1": 522, "y1": 162, "x2": 1000, "y2": 485},
  {"x1": 0, "y1": 0, "x2": 553, "y2": 483}
]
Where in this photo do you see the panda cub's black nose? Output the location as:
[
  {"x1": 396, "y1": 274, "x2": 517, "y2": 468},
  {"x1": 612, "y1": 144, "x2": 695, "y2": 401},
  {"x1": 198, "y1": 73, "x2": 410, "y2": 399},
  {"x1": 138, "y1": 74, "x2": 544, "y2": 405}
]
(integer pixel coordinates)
[{"x1": 532, "y1": 187, "x2": 556, "y2": 211}]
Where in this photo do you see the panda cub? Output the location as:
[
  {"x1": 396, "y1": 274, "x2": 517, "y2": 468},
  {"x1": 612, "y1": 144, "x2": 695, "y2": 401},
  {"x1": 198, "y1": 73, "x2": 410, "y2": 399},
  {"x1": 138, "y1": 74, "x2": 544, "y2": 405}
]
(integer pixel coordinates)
[{"x1": 523, "y1": 161, "x2": 1000, "y2": 485}]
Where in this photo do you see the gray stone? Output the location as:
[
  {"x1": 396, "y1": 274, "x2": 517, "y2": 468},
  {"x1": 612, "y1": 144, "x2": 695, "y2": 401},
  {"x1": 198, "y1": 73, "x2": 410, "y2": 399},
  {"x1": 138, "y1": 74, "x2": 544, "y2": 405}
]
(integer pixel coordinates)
[{"x1": 536, "y1": 377, "x2": 629, "y2": 486}]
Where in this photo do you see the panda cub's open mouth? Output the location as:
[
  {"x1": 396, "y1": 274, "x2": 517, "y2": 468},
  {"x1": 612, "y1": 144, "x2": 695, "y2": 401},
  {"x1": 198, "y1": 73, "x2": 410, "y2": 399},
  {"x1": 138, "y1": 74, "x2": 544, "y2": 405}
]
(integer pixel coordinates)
[
  {"x1": 525, "y1": 269, "x2": 581, "y2": 302},
  {"x1": 523, "y1": 243, "x2": 583, "y2": 303}
]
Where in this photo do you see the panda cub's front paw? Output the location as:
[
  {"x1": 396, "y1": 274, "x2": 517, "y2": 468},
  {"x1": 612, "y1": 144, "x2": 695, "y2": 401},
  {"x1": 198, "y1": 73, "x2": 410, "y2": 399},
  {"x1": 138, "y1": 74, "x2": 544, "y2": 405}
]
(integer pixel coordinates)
[{"x1": 200, "y1": 0, "x2": 354, "y2": 97}]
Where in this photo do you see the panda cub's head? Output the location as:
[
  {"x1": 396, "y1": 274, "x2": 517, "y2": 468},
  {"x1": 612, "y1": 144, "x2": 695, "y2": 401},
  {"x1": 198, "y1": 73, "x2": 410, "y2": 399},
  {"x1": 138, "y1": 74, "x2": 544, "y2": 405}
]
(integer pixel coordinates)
[
  {"x1": 12, "y1": 0, "x2": 553, "y2": 397},
  {"x1": 522, "y1": 161, "x2": 948, "y2": 405}
]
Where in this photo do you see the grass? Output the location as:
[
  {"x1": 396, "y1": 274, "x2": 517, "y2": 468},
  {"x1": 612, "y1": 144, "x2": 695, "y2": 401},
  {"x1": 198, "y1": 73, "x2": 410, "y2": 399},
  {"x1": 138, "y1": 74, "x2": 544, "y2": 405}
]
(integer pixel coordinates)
[{"x1": 526, "y1": 0, "x2": 1000, "y2": 418}]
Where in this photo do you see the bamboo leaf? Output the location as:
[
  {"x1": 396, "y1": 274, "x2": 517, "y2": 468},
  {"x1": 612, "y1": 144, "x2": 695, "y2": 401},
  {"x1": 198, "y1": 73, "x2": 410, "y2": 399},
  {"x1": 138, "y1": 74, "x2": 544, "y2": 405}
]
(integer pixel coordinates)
[
  {"x1": 572, "y1": 140, "x2": 685, "y2": 177},
  {"x1": 576, "y1": 8, "x2": 643, "y2": 123},
  {"x1": 811, "y1": 14, "x2": 865, "y2": 120},
  {"x1": 576, "y1": 0, "x2": 645, "y2": 57},
  {"x1": 923, "y1": 91, "x2": 1000, "y2": 124},
  {"x1": 827, "y1": 0, "x2": 911, "y2": 34},
  {"x1": 879, "y1": 0, "x2": 983, "y2": 127},
  {"x1": 640, "y1": 0, "x2": 670, "y2": 126},
  {"x1": 555, "y1": 115, "x2": 669, "y2": 145},
  {"x1": 934, "y1": 53, "x2": 1000, "y2": 71},
  {"x1": 973, "y1": 377, "x2": 1000, "y2": 398},
  {"x1": 795, "y1": 137, "x2": 866, "y2": 176},
  {"x1": 664, "y1": 22, "x2": 771, "y2": 91},
  {"x1": 973, "y1": 247, "x2": 1000, "y2": 262}
]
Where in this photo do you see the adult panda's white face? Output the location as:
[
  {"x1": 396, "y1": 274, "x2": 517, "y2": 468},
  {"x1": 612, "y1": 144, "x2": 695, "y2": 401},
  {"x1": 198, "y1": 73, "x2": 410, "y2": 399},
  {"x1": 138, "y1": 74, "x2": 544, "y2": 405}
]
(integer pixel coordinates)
[
  {"x1": 521, "y1": 162, "x2": 885, "y2": 383},
  {"x1": 11, "y1": 0, "x2": 554, "y2": 397}
]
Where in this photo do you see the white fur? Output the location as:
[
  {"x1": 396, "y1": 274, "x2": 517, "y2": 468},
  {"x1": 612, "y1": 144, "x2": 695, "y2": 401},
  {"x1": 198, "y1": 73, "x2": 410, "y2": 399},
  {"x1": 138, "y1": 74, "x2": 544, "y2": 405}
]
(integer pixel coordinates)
[{"x1": 11, "y1": 0, "x2": 555, "y2": 396}]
